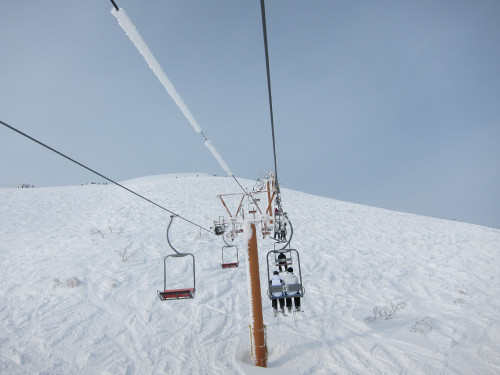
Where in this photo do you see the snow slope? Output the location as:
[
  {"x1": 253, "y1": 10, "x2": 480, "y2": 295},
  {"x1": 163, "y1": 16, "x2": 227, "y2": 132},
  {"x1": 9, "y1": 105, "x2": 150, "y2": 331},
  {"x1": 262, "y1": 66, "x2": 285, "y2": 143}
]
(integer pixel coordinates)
[{"x1": 1, "y1": 175, "x2": 499, "y2": 374}]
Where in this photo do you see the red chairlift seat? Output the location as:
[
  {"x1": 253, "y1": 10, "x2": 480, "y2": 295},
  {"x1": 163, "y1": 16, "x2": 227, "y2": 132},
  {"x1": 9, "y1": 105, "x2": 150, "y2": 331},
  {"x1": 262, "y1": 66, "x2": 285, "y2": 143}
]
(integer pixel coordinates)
[
  {"x1": 158, "y1": 288, "x2": 195, "y2": 300},
  {"x1": 221, "y1": 262, "x2": 239, "y2": 269}
]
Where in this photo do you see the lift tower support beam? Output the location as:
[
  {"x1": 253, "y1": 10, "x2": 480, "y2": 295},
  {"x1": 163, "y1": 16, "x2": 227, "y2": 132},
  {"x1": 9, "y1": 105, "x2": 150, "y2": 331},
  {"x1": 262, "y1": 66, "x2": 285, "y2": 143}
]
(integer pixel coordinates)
[{"x1": 245, "y1": 222, "x2": 267, "y2": 367}]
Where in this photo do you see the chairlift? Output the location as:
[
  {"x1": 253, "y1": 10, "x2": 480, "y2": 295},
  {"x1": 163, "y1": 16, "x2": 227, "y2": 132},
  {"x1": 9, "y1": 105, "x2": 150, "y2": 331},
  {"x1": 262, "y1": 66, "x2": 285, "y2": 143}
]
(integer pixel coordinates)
[
  {"x1": 158, "y1": 215, "x2": 196, "y2": 301},
  {"x1": 230, "y1": 218, "x2": 244, "y2": 237},
  {"x1": 266, "y1": 247, "x2": 304, "y2": 299},
  {"x1": 213, "y1": 216, "x2": 228, "y2": 236},
  {"x1": 221, "y1": 235, "x2": 239, "y2": 269},
  {"x1": 261, "y1": 217, "x2": 272, "y2": 237},
  {"x1": 273, "y1": 210, "x2": 288, "y2": 242},
  {"x1": 266, "y1": 217, "x2": 304, "y2": 302}
]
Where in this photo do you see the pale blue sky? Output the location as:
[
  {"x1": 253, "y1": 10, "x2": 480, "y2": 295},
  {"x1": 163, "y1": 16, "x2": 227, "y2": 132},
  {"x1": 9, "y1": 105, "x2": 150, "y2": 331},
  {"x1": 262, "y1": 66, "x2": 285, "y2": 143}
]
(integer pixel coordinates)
[{"x1": 1, "y1": 1, "x2": 499, "y2": 228}]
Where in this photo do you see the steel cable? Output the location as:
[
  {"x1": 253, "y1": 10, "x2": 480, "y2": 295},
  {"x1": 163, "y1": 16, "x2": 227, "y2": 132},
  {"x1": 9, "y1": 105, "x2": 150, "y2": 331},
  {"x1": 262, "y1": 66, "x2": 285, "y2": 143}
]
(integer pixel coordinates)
[{"x1": 0, "y1": 119, "x2": 214, "y2": 234}]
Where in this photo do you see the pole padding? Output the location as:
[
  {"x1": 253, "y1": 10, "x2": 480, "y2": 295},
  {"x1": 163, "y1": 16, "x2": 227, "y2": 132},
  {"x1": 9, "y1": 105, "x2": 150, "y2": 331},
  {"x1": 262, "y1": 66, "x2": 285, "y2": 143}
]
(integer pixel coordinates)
[{"x1": 247, "y1": 222, "x2": 267, "y2": 367}]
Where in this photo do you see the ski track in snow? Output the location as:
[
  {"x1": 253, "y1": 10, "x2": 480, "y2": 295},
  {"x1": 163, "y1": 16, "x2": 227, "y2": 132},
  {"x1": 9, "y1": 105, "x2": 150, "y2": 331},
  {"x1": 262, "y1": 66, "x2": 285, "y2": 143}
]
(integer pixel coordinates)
[{"x1": 1, "y1": 175, "x2": 499, "y2": 374}]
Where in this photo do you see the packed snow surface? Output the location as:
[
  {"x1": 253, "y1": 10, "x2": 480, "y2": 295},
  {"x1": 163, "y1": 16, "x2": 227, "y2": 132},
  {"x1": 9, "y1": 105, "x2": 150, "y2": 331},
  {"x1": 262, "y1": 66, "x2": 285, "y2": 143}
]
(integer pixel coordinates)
[{"x1": 1, "y1": 175, "x2": 499, "y2": 374}]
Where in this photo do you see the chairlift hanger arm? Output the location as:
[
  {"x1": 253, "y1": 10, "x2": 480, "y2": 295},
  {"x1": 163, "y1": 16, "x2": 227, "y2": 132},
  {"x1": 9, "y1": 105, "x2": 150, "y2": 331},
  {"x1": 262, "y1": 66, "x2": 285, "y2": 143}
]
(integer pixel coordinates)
[
  {"x1": 167, "y1": 215, "x2": 183, "y2": 255},
  {"x1": 222, "y1": 233, "x2": 232, "y2": 247}
]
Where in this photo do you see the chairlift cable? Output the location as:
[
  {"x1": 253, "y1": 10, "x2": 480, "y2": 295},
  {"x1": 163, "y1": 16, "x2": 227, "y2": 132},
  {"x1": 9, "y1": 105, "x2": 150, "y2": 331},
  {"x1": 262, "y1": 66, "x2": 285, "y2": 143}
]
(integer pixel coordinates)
[
  {"x1": 109, "y1": 0, "x2": 119, "y2": 11},
  {"x1": 259, "y1": 0, "x2": 282, "y2": 210},
  {"x1": 0, "y1": 119, "x2": 213, "y2": 234},
  {"x1": 109, "y1": 1, "x2": 259, "y2": 209}
]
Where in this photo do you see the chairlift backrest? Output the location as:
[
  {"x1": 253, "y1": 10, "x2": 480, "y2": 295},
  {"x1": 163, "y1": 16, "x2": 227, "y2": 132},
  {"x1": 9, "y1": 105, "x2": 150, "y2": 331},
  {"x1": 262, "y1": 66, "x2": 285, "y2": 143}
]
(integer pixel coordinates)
[
  {"x1": 269, "y1": 285, "x2": 285, "y2": 295},
  {"x1": 275, "y1": 253, "x2": 292, "y2": 266},
  {"x1": 267, "y1": 283, "x2": 304, "y2": 299},
  {"x1": 285, "y1": 283, "x2": 303, "y2": 295}
]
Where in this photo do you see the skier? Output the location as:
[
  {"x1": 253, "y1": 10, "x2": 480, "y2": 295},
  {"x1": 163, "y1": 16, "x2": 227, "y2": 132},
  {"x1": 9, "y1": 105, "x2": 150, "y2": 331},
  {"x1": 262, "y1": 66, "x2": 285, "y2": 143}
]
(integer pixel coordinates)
[
  {"x1": 269, "y1": 270, "x2": 285, "y2": 316},
  {"x1": 283, "y1": 267, "x2": 302, "y2": 312}
]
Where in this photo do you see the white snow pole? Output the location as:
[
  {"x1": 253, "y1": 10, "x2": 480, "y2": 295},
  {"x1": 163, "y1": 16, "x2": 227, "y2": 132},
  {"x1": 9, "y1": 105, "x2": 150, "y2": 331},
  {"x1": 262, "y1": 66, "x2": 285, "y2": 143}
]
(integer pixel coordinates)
[{"x1": 244, "y1": 221, "x2": 267, "y2": 367}]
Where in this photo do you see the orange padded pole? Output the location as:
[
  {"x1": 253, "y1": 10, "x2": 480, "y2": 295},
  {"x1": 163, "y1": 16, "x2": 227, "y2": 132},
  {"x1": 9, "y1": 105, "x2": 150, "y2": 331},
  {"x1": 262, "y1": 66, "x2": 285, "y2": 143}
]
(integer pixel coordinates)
[{"x1": 246, "y1": 222, "x2": 267, "y2": 367}]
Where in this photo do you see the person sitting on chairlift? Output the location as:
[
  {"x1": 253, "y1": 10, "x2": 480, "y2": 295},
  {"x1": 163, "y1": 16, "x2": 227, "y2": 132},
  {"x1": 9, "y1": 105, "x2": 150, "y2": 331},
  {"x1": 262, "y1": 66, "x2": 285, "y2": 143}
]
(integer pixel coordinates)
[
  {"x1": 274, "y1": 223, "x2": 286, "y2": 241},
  {"x1": 270, "y1": 270, "x2": 285, "y2": 315},
  {"x1": 280, "y1": 223, "x2": 287, "y2": 241},
  {"x1": 283, "y1": 267, "x2": 302, "y2": 312},
  {"x1": 273, "y1": 223, "x2": 281, "y2": 240},
  {"x1": 277, "y1": 252, "x2": 287, "y2": 272}
]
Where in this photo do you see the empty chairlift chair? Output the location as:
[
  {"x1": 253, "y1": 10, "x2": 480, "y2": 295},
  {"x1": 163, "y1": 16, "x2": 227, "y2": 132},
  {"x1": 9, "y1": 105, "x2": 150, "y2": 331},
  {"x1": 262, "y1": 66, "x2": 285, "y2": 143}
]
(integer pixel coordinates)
[
  {"x1": 158, "y1": 215, "x2": 196, "y2": 301},
  {"x1": 221, "y1": 236, "x2": 239, "y2": 269}
]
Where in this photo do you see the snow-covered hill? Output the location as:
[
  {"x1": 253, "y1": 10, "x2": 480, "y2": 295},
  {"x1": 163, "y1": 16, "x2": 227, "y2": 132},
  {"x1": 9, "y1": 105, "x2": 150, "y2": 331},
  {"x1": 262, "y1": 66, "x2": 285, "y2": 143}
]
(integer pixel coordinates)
[{"x1": 1, "y1": 175, "x2": 499, "y2": 374}]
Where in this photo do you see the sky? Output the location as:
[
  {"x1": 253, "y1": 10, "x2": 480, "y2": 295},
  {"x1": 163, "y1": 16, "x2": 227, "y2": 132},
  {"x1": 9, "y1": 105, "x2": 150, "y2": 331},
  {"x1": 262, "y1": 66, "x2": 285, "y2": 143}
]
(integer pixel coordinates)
[{"x1": 1, "y1": 0, "x2": 499, "y2": 229}]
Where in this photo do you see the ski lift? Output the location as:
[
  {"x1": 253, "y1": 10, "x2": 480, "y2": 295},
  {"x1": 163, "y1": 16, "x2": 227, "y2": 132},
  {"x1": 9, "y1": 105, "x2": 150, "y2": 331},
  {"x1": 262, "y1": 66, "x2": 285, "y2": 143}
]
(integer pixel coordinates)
[
  {"x1": 261, "y1": 217, "x2": 272, "y2": 237},
  {"x1": 221, "y1": 234, "x2": 239, "y2": 269},
  {"x1": 158, "y1": 215, "x2": 196, "y2": 301},
  {"x1": 273, "y1": 209, "x2": 288, "y2": 242},
  {"x1": 266, "y1": 216, "x2": 304, "y2": 302},
  {"x1": 266, "y1": 247, "x2": 304, "y2": 301},
  {"x1": 213, "y1": 216, "x2": 228, "y2": 236}
]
